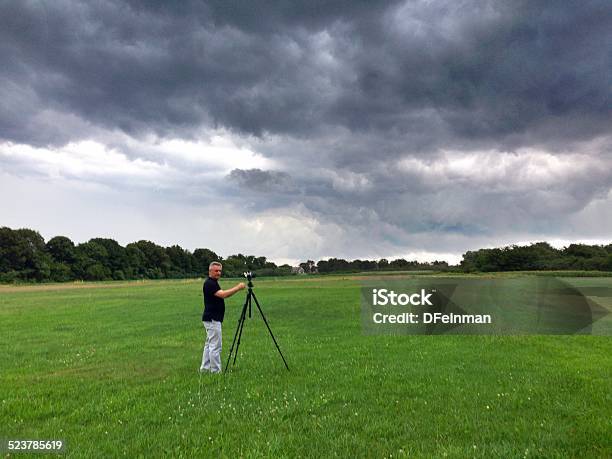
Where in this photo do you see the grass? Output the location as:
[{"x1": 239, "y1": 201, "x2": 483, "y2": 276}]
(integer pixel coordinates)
[{"x1": 1, "y1": 275, "x2": 611, "y2": 458}]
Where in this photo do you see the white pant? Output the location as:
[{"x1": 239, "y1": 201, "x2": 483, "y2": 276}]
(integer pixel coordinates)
[{"x1": 201, "y1": 320, "x2": 222, "y2": 373}]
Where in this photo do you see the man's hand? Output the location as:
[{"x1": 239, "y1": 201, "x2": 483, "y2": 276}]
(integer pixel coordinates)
[{"x1": 237, "y1": 282, "x2": 246, "y2": 290}]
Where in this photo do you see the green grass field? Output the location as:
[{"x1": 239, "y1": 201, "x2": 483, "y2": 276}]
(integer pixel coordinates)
[{"x1": 1, "y1": 275, "x2": 611, "y2": 458}]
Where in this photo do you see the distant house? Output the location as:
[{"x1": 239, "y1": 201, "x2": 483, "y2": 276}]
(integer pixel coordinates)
[
  {"x1": 291, "y1": 266, "x2": 305, "y2": 274},
  {"x1": 297, "y1": 260, "x2": 318, "y2": 274},
  {"x1": 307, "y1": 261, "x2": 318, "y2": 274}
]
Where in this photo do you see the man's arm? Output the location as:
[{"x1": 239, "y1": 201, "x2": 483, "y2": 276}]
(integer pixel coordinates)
[{"x1": 214, "y1": 282, "x2": 246, "y2": 299}]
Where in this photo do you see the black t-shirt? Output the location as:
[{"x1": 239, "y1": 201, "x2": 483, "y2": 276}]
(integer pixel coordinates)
[{"x1": 203, "y1": 277, "x2": 225, "y2": 322}]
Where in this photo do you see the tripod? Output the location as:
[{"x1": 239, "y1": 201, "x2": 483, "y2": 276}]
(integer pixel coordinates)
[{"x1": 224, "y1": 277, "x2": 289, "y2": 372}]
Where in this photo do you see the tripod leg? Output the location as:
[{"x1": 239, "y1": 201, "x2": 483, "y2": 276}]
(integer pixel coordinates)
[
  {"x1": 224, "y1": 294, "x2": 248, "y2": 373},
  {"x1": 232, "y1": 292, "x2": 250, "y2": 366},
  {"x1": 251, "y1": 292, "x2": 290, "y2": 371}
]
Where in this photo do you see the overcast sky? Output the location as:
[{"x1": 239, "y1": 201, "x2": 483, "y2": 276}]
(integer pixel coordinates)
[{"x1": 1, "y1": 0, "x2": 611, "y2": 265}]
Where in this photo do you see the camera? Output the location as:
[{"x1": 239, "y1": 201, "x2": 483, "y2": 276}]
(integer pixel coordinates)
[{"x1": 243, "y1": 271, "x2": 256, "y2": 280}]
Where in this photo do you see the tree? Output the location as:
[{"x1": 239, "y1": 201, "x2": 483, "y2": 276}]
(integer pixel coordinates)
[
  {"x1": 46, "y1": 235, "x2": 76, "y2": 282},
  {"x1": 90, "y1": 238, "x2": 128, "y2": 279},
  {"x1": 46, "y1": 236, "x2": 76, "y2": 264},
  {"x1": 0, "y1": 228, "x2": 51, "y2": 281},
  {"x1": 126, "y1": 244, "x2": 146, "y2": 278},
  {"x1": 166, "y1": 245, "x2": 193, "y2": 278},
  {"x1": 223, "y1": 255, "x2": 248, "y2": 277},
  {"x1": 389, "y1": 258, "x2": 409, "y2": 270},
  {"x1": 127, "y1": 241, "x2": 171, "y2": 278},
  {"x1": 193, "y1": 248, "x2": 220, "y2": 276},
  {"x1": 73, "y1": 241, "x2": 111, "y2": 280},
  {"x1": 0, "y1": 227, "x2": 20, "y2": 274}
]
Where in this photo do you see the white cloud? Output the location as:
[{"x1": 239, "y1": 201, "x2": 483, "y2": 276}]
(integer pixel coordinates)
[
  {"x1": 0, "y1": 128, "x2": 274, "y2": 190},
  {"x1": 144, "y1": 134, "x2": 274, "y2": 173},
  {"x1": 396, "y1": 147, "x2": 609, "y2": 192},
  {"x1": 0, "y1": 140, "x2": 167, "y2": 184}
]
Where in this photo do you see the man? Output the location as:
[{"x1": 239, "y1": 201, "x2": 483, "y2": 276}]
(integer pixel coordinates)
[{"x1": 200, "y1": 261, "x2": 245, "y2": 373}]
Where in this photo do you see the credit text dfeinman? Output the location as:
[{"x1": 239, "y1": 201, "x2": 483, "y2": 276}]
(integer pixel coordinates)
[{"x1": 371, "y1": 288, "x2": 492, "y2": 325}]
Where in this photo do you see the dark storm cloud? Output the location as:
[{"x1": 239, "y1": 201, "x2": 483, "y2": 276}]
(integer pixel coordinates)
[
  {"x1": 1, "y1": 0, "x2": 610, "y2": 149},
  {"x1": 228, "y1": 168, "x2": 294, "y2": 193},
  {"x1": 2, "y1": 0, "x2": 611, "y2": 261}
]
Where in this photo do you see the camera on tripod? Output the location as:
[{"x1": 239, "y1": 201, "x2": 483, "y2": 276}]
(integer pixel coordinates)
[{"x1": 226, "y1": 270, "x2": 289, "y2": 373}]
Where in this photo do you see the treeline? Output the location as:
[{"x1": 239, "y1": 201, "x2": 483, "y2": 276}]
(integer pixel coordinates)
[
  {"x1": 298, "y1": 258, "x2": 450, "y2": 273},
  {"x1": 1, "y1": 227, "x2": 611, "y2": 283},
  {"x1": 460, "y1": 242, "x2": 612, "y2": 272},
  {"x1": 303, "y1": 243, "x2": 612, "y2": 274},
  {"x1": 0, "y1": 227, "x2": 292, "y2": 283}
]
